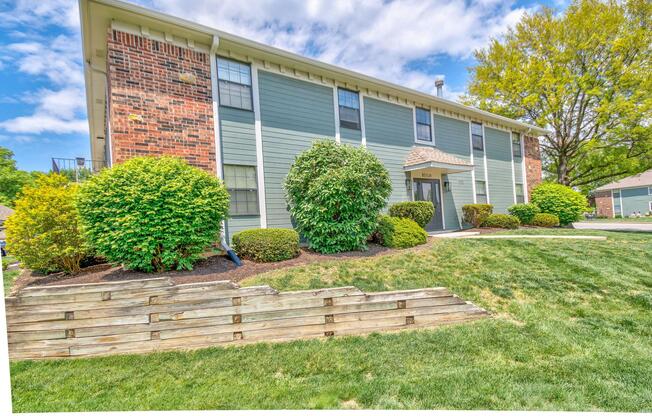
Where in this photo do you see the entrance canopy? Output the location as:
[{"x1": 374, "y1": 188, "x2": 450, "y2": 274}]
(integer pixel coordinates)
[{"x1": 403, "y1": 146, "x2": 473, "y2": 174}]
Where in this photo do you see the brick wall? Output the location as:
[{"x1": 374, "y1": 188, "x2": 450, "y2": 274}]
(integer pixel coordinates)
[
  {"x1": 524, "y1": 135, "x2": 542, "y2": 199},
  {"x1": 594, "y1": 190, "x2": 613, "y2": 217},
  {"x1": 107, "y1": 30, "x2": 216, "y2": 173}
]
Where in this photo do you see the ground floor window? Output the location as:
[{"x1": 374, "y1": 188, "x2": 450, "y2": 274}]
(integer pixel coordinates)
[
  {"x1": 475, "y1": 180, "x2": 487, "y2": 204},
  {"x1": 515, "y1": 183, "x2": 525, "y2": 203},
  {"x1": 613, "y1": 190, "x2": 622, "y2": 216},
  {"x1": 223, "y1": 165, "x2": 259, "y2": 216}
]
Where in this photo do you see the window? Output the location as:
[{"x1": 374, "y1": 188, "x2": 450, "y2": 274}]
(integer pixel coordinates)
[
  {"x1": 648, "y1": 186, "x2": 652, "y2": 195},
  {"x1": 415, "y1": 108, "x2": 432, "y2": 143},
  {"x1": 476, "y1": 180, "x2": 488, "y2": 203},
  {"x1": 338, "y1": 88, "x2": 361, "y2": 130},
  {"x1": 217, "y1": 57, "x2": 252, "y2": 111},
  {"x1": 471, "y1": 122, "x2": 483, "y2": 151},
  {"x1": 515, "y1": 183, "x2": 525, "y2": 203},
  {"x1": 613, "y1": 190, "x2": 622, "y2": 216},
  {"x1": 512, "y1": 132, "x2": 522, "y2": 157},
  {"x1": 224, "y1": 165, "x2": 259, "y2": 216}
]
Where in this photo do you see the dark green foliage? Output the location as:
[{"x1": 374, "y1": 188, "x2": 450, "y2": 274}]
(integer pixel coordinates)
[
  {"x1": 462, "y1": 204, "x2": 493, "y2": 227},
  {"x1": 284, "y1": 140, "x2": 392, "y2": 253},
  {"x1": 530, "y1": 183, "x2": 588, "y2": 226},
  {"x1": 0, "y1": 146, "x2": 36, "y2": 207},
  {"x1": 531, "y1": 213, "x2": 560, "y2": 227},
  {"x1": 508, "y1": 203, "x2": 541, "y2": 225},
  {"x1": 376, "y1": 215, "x2": 427, "y2": 248},
  {"x1": 388, "y1": 201, "x2": 434, "y2": 229},
  {"x1": 77, "y1": 157, "x2": 230, "y2": 272},
  {"x1": 232, "y1": 228, "x2": 300, "y2": 263},
  {"x1": 481, "y1": 213, "x2": 520, "y2": 229}
]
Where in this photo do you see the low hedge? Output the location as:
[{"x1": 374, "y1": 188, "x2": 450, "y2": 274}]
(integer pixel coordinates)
[
  {"x1": 508, "y1": 203, "x2": 540, "y2": 225},
  {"x1": 462, "y1": 204, "x2": 493, "y2": 228},
  {"x1": 388, "y1": 201, "x2": 435, "y2": 229},
  {"x1": 531, "y1": 213, "x2": 560, "y2": 227},
  {"x1": 231, "y1": 228, "x2": 300, "y2": 263},
  {"x1": 481, "y1": 213, "x2": 520, "y2": 229},
  {"x1": 376, "y1": 215, "x2": 427, "y2": 249}
]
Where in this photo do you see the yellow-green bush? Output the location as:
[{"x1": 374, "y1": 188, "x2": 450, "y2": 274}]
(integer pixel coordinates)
[
  {"x1": 481, "y1": 213, "x2": 520, "y2": 229},
  {"x1": 5, "y1": 174, "x2": 88, "y2": 274},
  {"x1": 530, "y1": 183, "x2": 588, "y2": 226},
  {"x1": 375, "y1": 215, "x2": 427, "y2": 248},
  {"x1": 462, "y1": 204, "x2": 493, "y2": 228},
  {"x1": 531, "y1": 213, "x2": 560, "y2": 227},
  {"x1": 388, "y1": 201, "x2": 435, "y2": 229},
  {"x1": 232, "y1": 228, "x2": 300, "y2": 262}
]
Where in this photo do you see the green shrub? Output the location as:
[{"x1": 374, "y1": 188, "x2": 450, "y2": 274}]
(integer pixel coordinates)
[
  {"x1": 232, "y1": 228, "x2": 300, "y2": 262},
  {"x1": 284, "y1": 140, "x2": 391, "y2": 253},
  {"x1": 388, "y1": 201, "x2": 434, "y2": 229},
  {"x1": 462, "y1": 204, "x2": 493, "y2": 228},
  {"x1": 5, "y1": 174, "x2": 88, "y2": 274},
  {"x1": 77, "y1": 157, "x2": 229, "y2": 272},
  {"x1": 508, "y1": 203, "x2": 541, "y2": 225},
  {"x1": 481, "y1": 213, "x2": 520, "y2": 229},
  {"x1": 376, "y1": 215, "x2": 427, "y2": 248},
  {"x1": 531, "y1": 213, "x2": 560, "y2": 227},
  {"x1": 530, "y1": 183, "x2": 588, "y2": 226}
]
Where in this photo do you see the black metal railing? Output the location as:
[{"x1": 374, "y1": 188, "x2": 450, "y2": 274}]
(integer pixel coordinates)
[{"x1": 51, "y1": 158, "x2": 107, "y2": 182}]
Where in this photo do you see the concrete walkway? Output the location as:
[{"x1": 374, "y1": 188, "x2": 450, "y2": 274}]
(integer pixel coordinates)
[{"x1": 573, "y1": 222, "x2": 652, "y2": 232}]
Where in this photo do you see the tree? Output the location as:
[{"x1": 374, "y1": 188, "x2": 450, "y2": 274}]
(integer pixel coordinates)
[
  {"x1": 463, "y1": 0, "x2": 652, "y2": 192},
  {"x1": 0, "y1": 146, "x2": 36, "y2": 207}
]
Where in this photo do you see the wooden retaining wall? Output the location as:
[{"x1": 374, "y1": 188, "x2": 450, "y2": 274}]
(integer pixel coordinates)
[{"x1": 5, "y1": 278, "x2": 488, "y2": 360}]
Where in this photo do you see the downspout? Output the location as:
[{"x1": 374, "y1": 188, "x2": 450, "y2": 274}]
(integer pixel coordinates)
[{"x1": 210, "y1": 34, "x2": 241, "y2": 266}]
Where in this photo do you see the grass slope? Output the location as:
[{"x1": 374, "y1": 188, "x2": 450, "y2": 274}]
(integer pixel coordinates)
[
  {"x1": 10, "y1": 229, "x2": 652, "y2": 411},
  {"x1": 2, "y1": 255, "x2": 19, "y2": 294}
]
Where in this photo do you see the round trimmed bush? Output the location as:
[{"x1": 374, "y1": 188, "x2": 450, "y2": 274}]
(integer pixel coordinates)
[
  {"x1": 376, "y1": 215, "x2": 427, "y2": 248},
  {"x1": 5, "y1": 174, "x2": 89, "y2": 274},
  {"x1": 284, "y1": 140, "x2": 391, "y2": 253},
  {"x1": 462, "y1": 204, "x2": 493, "y2": 228},
  {"x1": 77, "y1": 157, "x2": 230, "y2": 272},
  {"x1": 481, "y1": 213, "x2": 520, "y2": 229},
  {"x1": 232, "y1": 228, "x2": 299, "y2": 262},
  {"x1": 531, "y1": 213, "x2": 560, "y2": 227},
  {"x1": 388, "y1": 201, "x2": 434, "y2": 229},
  {"x1": 530, "y1": 183, "x2": 588, "y2": 226},
  {"x1": 508, "y1": 203, "x2": 540, "y2": 225}
]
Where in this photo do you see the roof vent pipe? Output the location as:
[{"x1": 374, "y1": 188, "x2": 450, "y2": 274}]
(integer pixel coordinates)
[{"x1": 435, "y1": 79, "x2": 444, "y2": 98}]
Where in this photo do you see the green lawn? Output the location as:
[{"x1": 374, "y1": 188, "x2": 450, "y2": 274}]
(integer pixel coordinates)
[
  {"x1": 10, "y1": 229, "x2": 652, "y2": 411},
  {"x1": 2, "y1": 255, "x2": 19, "y2": 294},
  {"x1": 581, "y1": 217, "x2": 652, "y2": 223}
]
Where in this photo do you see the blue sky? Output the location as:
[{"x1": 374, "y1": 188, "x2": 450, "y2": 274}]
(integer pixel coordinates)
[{"x1": 0, "y1": 0, "x2": 566, "y2": 172}]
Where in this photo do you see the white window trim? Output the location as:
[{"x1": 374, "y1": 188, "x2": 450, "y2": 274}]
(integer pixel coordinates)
[
  {"x1": 359, "y1": 92, "x2": 367, "y2": 146},
  {"x1": 468, "y1": 121, "x2": 477, "y2": 203},
  {"x1": 413, "y1": 107, "x2": 435, "y2": 146},
  {"x1": 439, "y1": 177, "x2": 446, "y2": 230},
  {"x1": 209, "y1": 49, "x2": 223, "y2": 180},
  {"x1": 520, "y1": 136, "x2": 528, "y2": 202},
  {"x1": 510, "y1": 132, "x2": 518, "y2": 204},
  {"x1": 251, "y1": 63, "x2": 267, "y2": 228},
  {"x1": 482, "y1": 124, "x2": 490, "y2": 203},
  {"x1": 611, "y1": 189, "x2": 616, "y2": 218},
  {"x1": 332, "y1": 87, "x2": 341, "y2": 144},
  {"x1": 620, "y1": 190, "x2": 624, "y2": 217},
  {"x1": 648, "y1": 186, "x2": 652, "y2": 196}
]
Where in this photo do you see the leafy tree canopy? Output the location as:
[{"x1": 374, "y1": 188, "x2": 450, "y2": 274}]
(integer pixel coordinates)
[
  {"x1": 0, "y1": 146, "x2": 37, "y2": 207},
  {"x1": 463, "y1": 0, "x2": 652, "y2": 192}
]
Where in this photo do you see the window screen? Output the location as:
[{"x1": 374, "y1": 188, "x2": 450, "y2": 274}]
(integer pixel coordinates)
[
  {"x1": 223, "y1": 165, "x2": 259, "y2": 216},
  {"x1": 338, "y1": 88, "x2": 361, "y2": 130},
  {"x1": 217, "y1": 58, "x2": 253, "y2": 111},
  {"x1": 415, "y1": 108, "x2": 432, "y2": 142},
  {"x1": 472, "y1": 122, "x2": 483, "y2": 151},
  {"x1": 476, "y1": 180, "x2": 488, "y2": 203},
  {"x1": 515, "y1": 183, "x2": 525, "y2": 203},
  {"x1": 512, "y1": 133, "x2": 522, "y2": 157}
]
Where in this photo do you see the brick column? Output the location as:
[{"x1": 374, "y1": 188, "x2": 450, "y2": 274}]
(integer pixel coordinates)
[
  {"x1": 524, "y1": 135, "x2": 542, "y2": 198},
  {"x1": 106, "y1": 30, "x2": 216, "y2": 173},
  {"x1": 594, "y1": 191, "x2": 614, "y2": 217}
]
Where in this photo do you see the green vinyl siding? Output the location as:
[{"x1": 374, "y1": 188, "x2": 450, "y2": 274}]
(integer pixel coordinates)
[
  {"x1": 219, "y1": 106, "x2": 259, "y2": 240},
  {"x1": 220, "y1": 106, "x2": 257, "y2": 166},
  {"x1": 620, "y1": 187, "x2": 652, "y2": 216},
  {"x1": 340, "y1": 126, "x2": 361, "y2": 146},
  {"x1": 473, "y1": 148, "x2": 485, "y2": 181},
  {"x1": 226, "y1": 216, "x2": 261, "y2": 243},
  {"x1": 434, "y1": 115, "x2": 474, "y2": 229},
  {"x1": 363, "y1": 97, "x2": 413, "y2": 205},
  {"x1": 258, "y1": 70, "x2": 336, "y2": 228},
  {"x1": 485, "y1": 127, "x2": 515, "y2": 213}
]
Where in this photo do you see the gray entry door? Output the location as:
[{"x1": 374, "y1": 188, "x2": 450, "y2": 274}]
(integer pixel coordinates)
[{"x1": 414, "y1": 179, "x2": 443, "y2": 231}]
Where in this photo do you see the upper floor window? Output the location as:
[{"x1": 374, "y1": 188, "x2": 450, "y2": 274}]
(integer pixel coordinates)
[
  {"x1": 338, "y1": 88, "x2": 361, "y2": 130},
  {"x1": 217, "y1": 57, "x2": 253, "y2": 111},
  {"x1": 471, "y1": 122, "x2": 484, "y2": 151},
  {"x1": 512, "y1": 132, "x2": 522, "y2": 158},
  {"x1": 224, "y1": 165, "x2": 259, "y2": 216},
  {"x1": 415, "y1": 108, "x2": 432, "y2": 143}
]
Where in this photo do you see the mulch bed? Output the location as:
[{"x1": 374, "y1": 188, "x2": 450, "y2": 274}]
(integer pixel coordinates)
[{"x1": 10, "y1": 227, "x2": 508, "y2": 293}]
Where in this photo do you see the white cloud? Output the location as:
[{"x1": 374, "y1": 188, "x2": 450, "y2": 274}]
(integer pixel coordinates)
[{"x1": 0, "y1": 0, "x2": 79, "y2": 30}]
